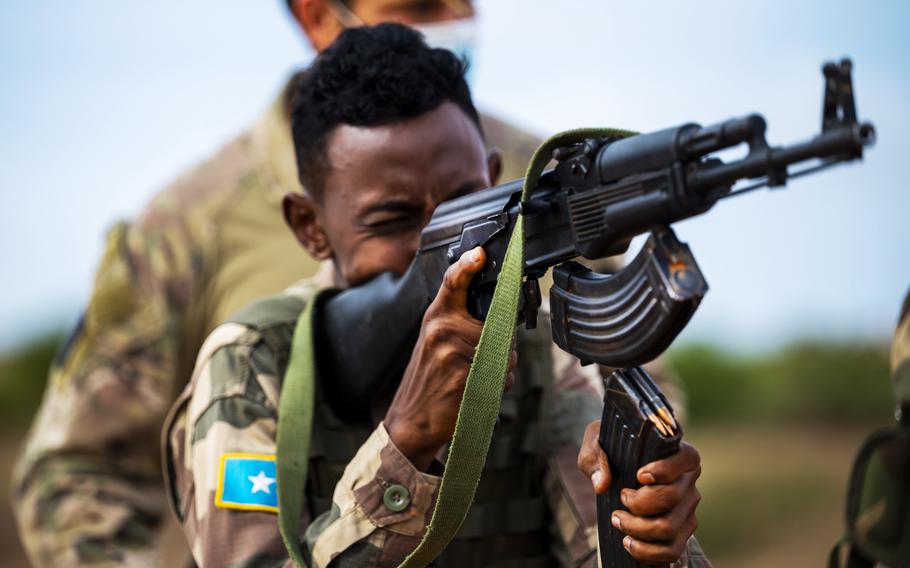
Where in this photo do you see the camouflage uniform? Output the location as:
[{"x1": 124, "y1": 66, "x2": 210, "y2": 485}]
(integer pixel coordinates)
[
  {"x1": 830, "y1": 291, "x2": 910, "y2": 567},
  {"x1": 890, "y1": 293, "x2": 910, "y2": 409},
  {"x1": 10, "y1": 74, "x2": 545, "y2": 567},
  {"x1": 163, "y1": 274, "x2": 709, "y2": 567}
]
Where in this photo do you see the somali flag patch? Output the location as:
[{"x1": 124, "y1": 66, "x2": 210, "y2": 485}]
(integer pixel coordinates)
[{"x1": 215, "y1": 453, "x2": 279, "y2": 513}]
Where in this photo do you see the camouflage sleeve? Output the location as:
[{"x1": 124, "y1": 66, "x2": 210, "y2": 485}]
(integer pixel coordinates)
[
  {"x1": 164, "y1": 323, "x2": 441, "y2": 567},
  {"x1": 11, "y1": 219, "x2": 196, "y2": 566},
  {"x1": 543, "y1": 343, "x2": 711, "y2": 568},
  {"x1": 891, "y1": 289, "x2": 910, "y2": 405}
]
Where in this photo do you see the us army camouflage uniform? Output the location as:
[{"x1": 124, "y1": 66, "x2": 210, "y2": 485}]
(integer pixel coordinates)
[
  {"x1": 163, "y1": 273, "x2": 709, "y2": 567},
  {"x1": 9, "y1": 74, "x2": 549, "y2": 567}
]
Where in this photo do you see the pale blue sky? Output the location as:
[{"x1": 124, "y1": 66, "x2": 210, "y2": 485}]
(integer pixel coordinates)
[{"x1": 1, "y1": 0, "x2": 908, "y2": 353}]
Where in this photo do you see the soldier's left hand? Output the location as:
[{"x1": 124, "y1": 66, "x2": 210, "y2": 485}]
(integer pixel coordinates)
[{"x1": 577, "y1": 420, "x2": 701, "y2": 564}]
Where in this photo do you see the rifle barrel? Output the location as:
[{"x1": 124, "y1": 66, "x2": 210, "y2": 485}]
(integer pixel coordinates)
[
  {"x1": 679, "y1": 114, "x2": 767, "y2": 159},
  {"x1": 687, "y1": 122, "x2": 875, "y2": 193}
]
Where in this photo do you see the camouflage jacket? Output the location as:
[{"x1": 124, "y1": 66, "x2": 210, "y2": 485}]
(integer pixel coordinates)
[
  {"x1": 829, "y1": 290, "x2": 910, "y2": 567},
  {"x1": 891, "y1": 292, "x2": 910, "y2": 410},
  {"x1": 163, "y1": 275, "x2": 709, "y2": 568},
  {"x1": 10, "y1": 74, "x2": 545, "y2": 567}
]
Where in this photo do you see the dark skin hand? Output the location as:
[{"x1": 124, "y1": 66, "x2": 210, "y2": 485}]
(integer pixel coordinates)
[
  {"x1": 578, "y1": 422, "x2": 702, "y2": 564},
  {"x1": 384, "y1": 246, "x2": 517, "y2": 471},
  {"x1": 284, "y1": 101, "x2": 700, "y2": 563}
]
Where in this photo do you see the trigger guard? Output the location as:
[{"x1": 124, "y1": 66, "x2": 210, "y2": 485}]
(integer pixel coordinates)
[
  {"x1": 467, "y1": 280, "x2": 537, "y2": 327},
  {"x1": 549, "y1": 227, "x2": 708, "y2": 367},
  {"x1": 467, "y1": 285, "x2": 495, "y2": 321}
]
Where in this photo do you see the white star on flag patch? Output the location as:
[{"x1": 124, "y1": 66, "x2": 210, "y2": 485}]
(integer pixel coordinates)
[
  {"x1": 249, "y1": 470, "x2": 276, "y2": 494},
  {"x1": 215, "y1": 453, "x2": 279, "y2": 513}
]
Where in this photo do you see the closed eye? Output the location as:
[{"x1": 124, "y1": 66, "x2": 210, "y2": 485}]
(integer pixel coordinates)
[
  {"x1": 363, "y1": 215, "x2": 423, "y2": 233},
  {"x1": 359, "y1": 199, "x2": 425, "y2": 233}
]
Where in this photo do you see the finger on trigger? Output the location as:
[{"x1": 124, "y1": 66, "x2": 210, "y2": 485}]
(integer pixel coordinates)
[{"x1": 439, "y1": 247, "x2": 486, "y2": 310}]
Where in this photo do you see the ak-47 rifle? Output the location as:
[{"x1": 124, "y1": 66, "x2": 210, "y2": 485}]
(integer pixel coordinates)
[{"x1": 313, "y1": 59, "x2": 875, "y2": 566}]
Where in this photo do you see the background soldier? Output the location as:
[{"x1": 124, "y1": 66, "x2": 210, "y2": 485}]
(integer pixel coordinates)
[
  {"x1": 830, "y1": 291, "x2": 910, "y2": 567},
  {"x1": 11, "y1": 1, "x2": 544, "y2": 565}
]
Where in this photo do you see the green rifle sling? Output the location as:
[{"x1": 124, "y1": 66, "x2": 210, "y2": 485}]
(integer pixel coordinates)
[
  {"x1": 277, "y1": 289, "x2": 328, "y2": 568},
  {"x1": 277, "y1": 128, "x2": 636, "y2": 567}
]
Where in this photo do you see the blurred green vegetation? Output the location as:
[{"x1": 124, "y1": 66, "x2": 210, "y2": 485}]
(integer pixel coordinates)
[
  {"x1": 0, "y1": 333, "x2": 60, "y2": 429},
  {"x1": 0, "y1": 335, "x2": 895, "y2": 430},
  {"x1": 1, "y1": 336, "x2": 894, "y2": 429},
  {"x1": 668, "y1": 341, "x2": 894, "y2": 426},
  {"x1": 667, "y1": 341, "x2": 895, "y2": 564},
  {"x1": 0, "y1": 333, "x2": 60, "y2": 567},
  {"x1": 684, "y1": 424, "x2": 864, "y2": 565}
]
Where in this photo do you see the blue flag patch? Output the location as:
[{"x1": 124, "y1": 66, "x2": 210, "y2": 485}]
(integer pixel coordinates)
[{"x1": 216, "y1": 453, "x2": 279, "y2": 513}]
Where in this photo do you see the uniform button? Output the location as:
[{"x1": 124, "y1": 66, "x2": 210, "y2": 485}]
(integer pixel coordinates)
[{"x1": 383, "y1": 484, "x2": 411, "y2": 512}]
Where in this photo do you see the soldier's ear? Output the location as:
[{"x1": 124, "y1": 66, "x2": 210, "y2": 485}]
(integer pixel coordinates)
[
  {"x1": 487, "y1": 148, "x2": 503, "y2": 186},
  {"x1": 289, "y1": 0, "x2": 345, "y2": 52},
  {"x1": 283, "y1": 192, "x2": 333, "y2": 261}
]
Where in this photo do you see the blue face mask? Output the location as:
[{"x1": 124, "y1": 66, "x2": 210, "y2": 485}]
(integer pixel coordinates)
[
  {"x1": 411, "y1": 18, "x2": 478, "y2": 86},
  {"x1": 327, "y1": 1, "x2": 478, "y2": 87}
]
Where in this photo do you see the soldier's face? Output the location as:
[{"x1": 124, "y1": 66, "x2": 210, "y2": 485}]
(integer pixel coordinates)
[
  {"x1": 287, "y1": 102, "x2": 493, "y2": 286},
  {"x1": 292, "y1": 0, "x2": 475, "y2": 52},
  {"x1": 339, "y1": 0, "x2": 474, "y2": 25}
]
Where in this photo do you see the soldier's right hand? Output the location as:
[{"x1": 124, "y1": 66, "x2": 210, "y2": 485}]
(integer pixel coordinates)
[{"x1": 384, "y1": 246, "x2": 516, "y2": 471}]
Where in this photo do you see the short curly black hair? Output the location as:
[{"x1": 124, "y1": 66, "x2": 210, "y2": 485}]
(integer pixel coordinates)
[{"x1": 291, "y1": 23, "x2": 482, "y2": 200}]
